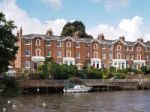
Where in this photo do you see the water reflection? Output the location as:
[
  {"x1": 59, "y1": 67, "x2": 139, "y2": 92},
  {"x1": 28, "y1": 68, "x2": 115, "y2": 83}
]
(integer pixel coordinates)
[{"x1": 1, "y1": 90, "x2": 150, "y2": 112}]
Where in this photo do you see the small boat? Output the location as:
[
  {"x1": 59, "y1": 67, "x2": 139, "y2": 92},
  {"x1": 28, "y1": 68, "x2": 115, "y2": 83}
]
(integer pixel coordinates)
[{"x1": 63, "y1": 83, "x2": 92, "y2": 93}]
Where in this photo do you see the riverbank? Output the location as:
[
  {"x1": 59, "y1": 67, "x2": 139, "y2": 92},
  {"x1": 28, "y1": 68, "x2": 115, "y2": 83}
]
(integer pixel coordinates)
[{"x1": 17, "y1": 79, "x2": 150, "y2": 94}]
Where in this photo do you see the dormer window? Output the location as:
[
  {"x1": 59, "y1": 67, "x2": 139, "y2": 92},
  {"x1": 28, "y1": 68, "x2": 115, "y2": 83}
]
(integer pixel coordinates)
[
  {"x1": 57, "y1": 41, "x2": 61, "y2": 47},
  {"x1": 101, "y1": 44, "x2": 106, "y2": 49},
  {"x1": 76, "y1": 42, "x2": 80, "y2": 48},
  {"x1": 46, "y1": 40, "x2": 51, "y2": 46},
  {"x1": 36, "y1": 39, "x2": 41, "y2": 46},
  {"x1": 25, "y1": 39, "x2": 31, "y2": 45}
]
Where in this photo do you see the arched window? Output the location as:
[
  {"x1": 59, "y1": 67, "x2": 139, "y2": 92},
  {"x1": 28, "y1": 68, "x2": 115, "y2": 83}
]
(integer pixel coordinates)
[
  {"x1": 36, "y1": 39, "x2": 41, "y2": 46},
  {"x1": 93, "y1": 43, "x2": 98, "y2": 49},
  {"x1": 35, "y1": 49, "x2": 41, "y2": 56},
  {"x1": 117, "y1": 53, "x2": 121, "y2": 59},
  {"x1": 137, "y1": 54, "x2": 141, "y2": 60},
  {"x1": 66, "y1": 41, "x2": 71, "y2": 47},
  {"x1": 66, "y1": 50, "x2": 71, "y2": 57},
  {"x1": 117, "y1": 45, "x2": 121, "y2": 51},
  {"x1": 137, "y1": 46, "x2": 141, "y2": 51},
  {"x1": 93, "y1": 51, "x2": 98, "y2": 58}
]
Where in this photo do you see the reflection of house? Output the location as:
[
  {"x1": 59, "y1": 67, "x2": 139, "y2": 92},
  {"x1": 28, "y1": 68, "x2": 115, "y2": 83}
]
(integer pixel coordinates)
[{"x1": 14, "y1": 28, "x2": 150, "y2": 71}]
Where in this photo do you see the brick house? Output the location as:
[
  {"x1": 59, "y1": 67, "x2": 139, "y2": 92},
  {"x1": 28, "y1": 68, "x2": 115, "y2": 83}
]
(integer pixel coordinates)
[{"x1": 14, "y1": 28, "x2": 150, "y2": 71}]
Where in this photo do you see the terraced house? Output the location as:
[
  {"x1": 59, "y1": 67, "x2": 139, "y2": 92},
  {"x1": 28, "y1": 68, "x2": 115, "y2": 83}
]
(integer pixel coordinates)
[{"x1": 14, "y1": 28, "x2": 150, "y2": 71}]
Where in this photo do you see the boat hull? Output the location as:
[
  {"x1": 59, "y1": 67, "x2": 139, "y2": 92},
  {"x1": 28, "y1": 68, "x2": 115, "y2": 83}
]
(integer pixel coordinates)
[{"x1": 63, "y1": 86, "x2": 92, "y2": 93}]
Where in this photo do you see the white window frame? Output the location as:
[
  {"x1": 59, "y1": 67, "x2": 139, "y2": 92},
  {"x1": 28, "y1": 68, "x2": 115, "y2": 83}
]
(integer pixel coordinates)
[
  {"x1": 57, "y1": 51, "x2": 61, "y2": 58},
  {"x1": 47, "y1": 50, "x2": 51, "y2": 57},
  {"x1": 93, "y1": 43, "x2": 98, "y2": 49},
  {"x1": 137, "y1": 54, "x2": 141, "y2": 60},
  {"x1": 25, "y1": 61, "x2": 30, "y2": 68},
  {"x1": 35, "y1": 49, "x2": 41, "y2": 56},
  {"x1": 103, "y1": 53, "x2": 106, "y2": 59},
  {"x1": 66, "y1": 41, "x2": 71, "y2": 47},
  {"x1": 76, "y1": 52, "x2": 80, "y2": 58},
  {"x1": 145, "y1": 56, "x2": 148, "y2": 61},
  {"x1": 25, "y1": 49, "x2": 30, "y2": 57},
  {"x1": 46, "y1": 40, "x2": 51, "y2": 46},
  {"x1": 117, "y1": 45, "x2": 121, "y2": 51},
  {"x1": 57, "y1": 41, "x2": 61, "y2": 47},
  {"x1": 117, "y1": 53, "x2": 121, "y2": 59},
  {"x1": 101, "y1": 44, "x2": 106, "y2": 49},
  {"x1": 66, "y1": 50, "x2": 71, "y2": 57},
  {"x1": 93, "y1": 51, "x2": 98, "y2": 58},
  {"x1": 36, "y1": 39, "x2": 41, "y2": 46},
  {"x1": 76, "y1": 42, "x2": 80, "y2": 48},
  {"x1": 25, "y1": 39, "x2": 31, "y2": 45}
]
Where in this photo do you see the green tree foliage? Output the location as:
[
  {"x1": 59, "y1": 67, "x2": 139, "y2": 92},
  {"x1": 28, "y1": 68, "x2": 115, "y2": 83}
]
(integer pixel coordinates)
[
  {"x1": 61, "y1": 21, "x2": 93, "y2": 38},
  {"x1": 141, "y1": 66, "x2": 150, "y2": 75},
  {"x1": 0, "y1": 76, "x2": 21, "y2": 96},
  {"x1": 0, "y1": 12, "x2": 18, "y2": 73},
  {"x1": 87, "y1": 67, "x2": 102, "y2": 79}
]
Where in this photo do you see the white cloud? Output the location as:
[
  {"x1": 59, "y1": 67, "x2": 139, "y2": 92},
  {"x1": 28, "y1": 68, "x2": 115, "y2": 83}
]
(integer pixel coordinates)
[
  {"x1": 87, "y1": 16, "x2": 149, "y2": 41},
  {"x1": 91, "y1": 0, "x2": 130, "y2": 11},
  {"x1": 106, "y1": 0, "x2": 129, "y2": 11},
  {"x1": 0, "y1": 0, "x2": 66, "y2": 35},
  {"x1": 41, "y1": 0, "x2": 62, "y2": 10}
]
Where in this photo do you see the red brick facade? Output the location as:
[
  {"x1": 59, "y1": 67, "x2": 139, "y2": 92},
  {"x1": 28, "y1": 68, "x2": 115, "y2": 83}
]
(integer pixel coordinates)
[{"x1": 14, "y1": 29, "x2": 150, "y2": 71}]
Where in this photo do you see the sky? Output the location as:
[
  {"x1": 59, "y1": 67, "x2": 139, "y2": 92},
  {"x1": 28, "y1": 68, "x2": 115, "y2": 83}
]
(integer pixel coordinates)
[{"x1": 0, "y1": 0, "x2": 150, "y2": 41}]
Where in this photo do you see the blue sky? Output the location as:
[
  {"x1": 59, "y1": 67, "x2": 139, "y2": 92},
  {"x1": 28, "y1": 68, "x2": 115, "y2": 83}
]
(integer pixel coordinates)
[{"x1": 0, "y1": 0, "x2": 150, "y2": 41}]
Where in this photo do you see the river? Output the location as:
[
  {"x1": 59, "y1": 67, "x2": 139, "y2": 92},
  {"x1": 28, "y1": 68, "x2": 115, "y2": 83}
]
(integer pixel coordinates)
[{"x1": 0, "y1": 90, "x2": 150, "y2": 112}]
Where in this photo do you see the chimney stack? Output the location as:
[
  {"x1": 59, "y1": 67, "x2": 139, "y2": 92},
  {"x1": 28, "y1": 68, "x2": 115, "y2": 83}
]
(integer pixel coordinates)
[
  {"x1": 119, "y1": 35, "x2": 125, "y2": 41},
  {"x1": 97, "y1": 33, "x2": 104, "y2": 40},
  {"x1": 19, "y1": 27, "x2": 22, "y2": 37},
  {"x1": 137, "y1": 38, "x2": 143, "y2": 42},
  {"x1": 73, "y1": 31, "x2": 79, "y2": 39},
  {"x1": 46, "y1": 28, "x2": 53, "y2": 36}
]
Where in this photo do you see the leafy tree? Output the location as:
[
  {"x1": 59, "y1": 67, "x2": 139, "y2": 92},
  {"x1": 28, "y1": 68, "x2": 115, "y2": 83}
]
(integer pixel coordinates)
[
  {"x1": 61, "y1": 21, "x2": 93, "y2": 38},
  {"x1": 141, "y1": 66, "x2": 150, "y2": 75},
  {"x1": 0, "y1": 12, "x2": 18, "y2": 73},
  {"x1": 87, "y1": 67, "x2": 102, "y2": 79}
]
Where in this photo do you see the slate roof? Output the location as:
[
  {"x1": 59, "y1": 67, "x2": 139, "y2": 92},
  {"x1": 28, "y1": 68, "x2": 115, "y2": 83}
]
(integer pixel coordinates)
[{"x1": 21, "y1": 34, "x2": 150, "y2": 48}]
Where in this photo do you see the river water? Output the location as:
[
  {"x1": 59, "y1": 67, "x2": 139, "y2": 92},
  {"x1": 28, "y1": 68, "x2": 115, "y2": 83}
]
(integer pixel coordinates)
[{"x1": 0, "y1": 90, "x2": 150, "y2": 112}]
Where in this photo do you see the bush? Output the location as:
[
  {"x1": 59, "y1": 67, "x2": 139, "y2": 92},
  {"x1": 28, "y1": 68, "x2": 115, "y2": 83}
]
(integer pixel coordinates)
[{"x1": 0, "y1": 75, "x2": 22, "y2": 96}]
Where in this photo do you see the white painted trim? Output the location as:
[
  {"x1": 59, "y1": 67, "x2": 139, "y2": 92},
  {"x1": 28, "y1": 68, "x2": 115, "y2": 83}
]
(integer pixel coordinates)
[{"x1": 32, "y1": 56, "x2": 45, "y2": 62}]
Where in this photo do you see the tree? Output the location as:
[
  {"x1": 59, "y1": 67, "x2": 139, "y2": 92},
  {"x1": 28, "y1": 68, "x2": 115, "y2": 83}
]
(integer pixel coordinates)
[
  {"x1": 141, "y1": 66, "x2": 150, "y2": 75},
  {"x1": 0, "y1": 12, "x2": 18, "y2": 73},
  {"x1": 61, "y1": 21, "x2": 93, "y2": 38}
]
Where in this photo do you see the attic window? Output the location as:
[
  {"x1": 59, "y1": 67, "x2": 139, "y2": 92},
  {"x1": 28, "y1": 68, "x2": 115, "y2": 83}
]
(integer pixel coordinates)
[{"x1": 25, "y1": 39, "x2": 31, "y2": 45}]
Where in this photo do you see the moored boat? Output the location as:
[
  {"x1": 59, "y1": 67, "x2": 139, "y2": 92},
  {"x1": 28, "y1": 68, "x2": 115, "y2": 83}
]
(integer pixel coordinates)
[{"x1": 63, "y1": 83, "x2": 92, "y2": 93}]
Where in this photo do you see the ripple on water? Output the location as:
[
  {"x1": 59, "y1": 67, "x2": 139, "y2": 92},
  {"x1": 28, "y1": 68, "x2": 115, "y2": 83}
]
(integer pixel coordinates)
[{"x1": 0, "y1": 90, "x2": 150, "y2": 112}]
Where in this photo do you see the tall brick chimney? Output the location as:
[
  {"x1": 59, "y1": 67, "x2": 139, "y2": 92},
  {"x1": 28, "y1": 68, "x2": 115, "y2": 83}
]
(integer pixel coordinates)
[
  {"x1": 19, "y1": 27, "x2": 22, "y2": 37},
  {"x1": 137, "y1": 38, "x2": 143, "y2": 42},
  {"x1": 119, "y1": 35, "x2": 125, "y2": 41},
  {"x1": 16, "y1": 31, "x2": 19, "y2": 37},
  {"x1": 97, "y1": 33, "x2": 104, "y2": 40},
  {"x1": 73, "y1": 31, "x2": 79, "y2": 39},
  {"x1": 46, "y1": 28, "x2": 53, "y2": 36}
]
